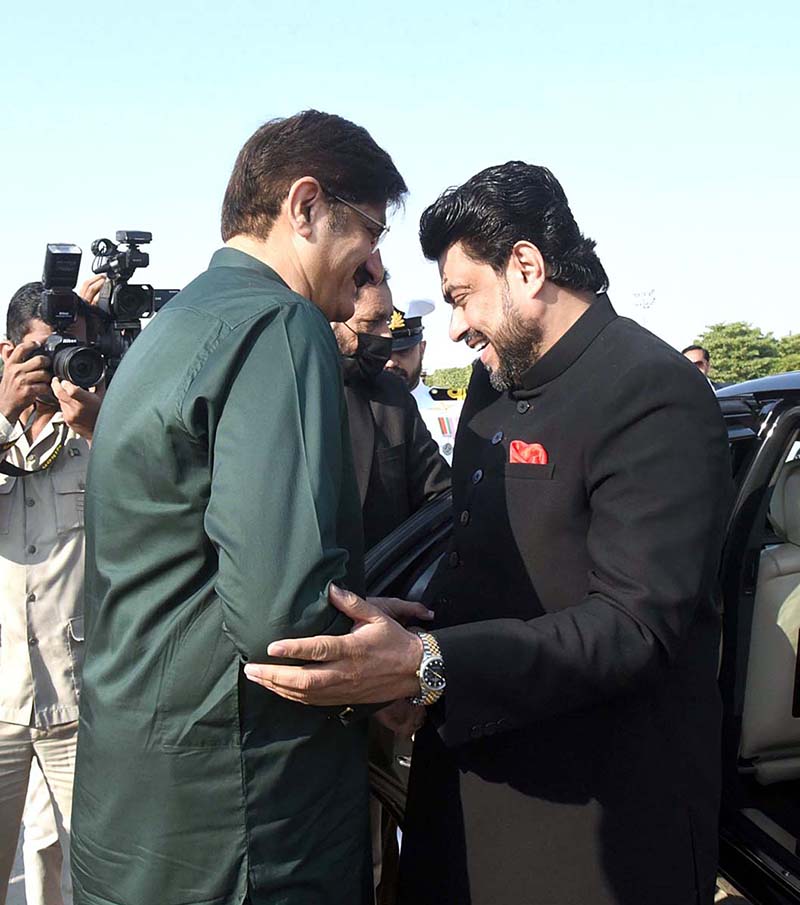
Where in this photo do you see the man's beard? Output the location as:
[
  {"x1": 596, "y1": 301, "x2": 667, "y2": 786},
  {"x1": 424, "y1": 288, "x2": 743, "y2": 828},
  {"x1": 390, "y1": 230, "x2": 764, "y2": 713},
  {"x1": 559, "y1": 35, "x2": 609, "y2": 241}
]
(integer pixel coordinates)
[
  {"x1": 406, "y1": 360, "x2": 423, "y2": 390},
  {"x1": 485, "y1": 287, "x2": 544, "y2": 391},
  {"x1": 387, "y1": 361, "x2": 421, "y2": 390}
]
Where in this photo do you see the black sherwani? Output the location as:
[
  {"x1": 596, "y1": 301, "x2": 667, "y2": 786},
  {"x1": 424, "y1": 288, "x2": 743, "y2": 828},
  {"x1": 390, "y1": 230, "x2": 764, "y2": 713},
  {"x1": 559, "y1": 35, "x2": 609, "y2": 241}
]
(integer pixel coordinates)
[
  {"x1": 399, "y1": 296, "x2": 732, "y2": 905},
  {"x1": 343, "y1": 368, "x2": 450, "y2": 550}
]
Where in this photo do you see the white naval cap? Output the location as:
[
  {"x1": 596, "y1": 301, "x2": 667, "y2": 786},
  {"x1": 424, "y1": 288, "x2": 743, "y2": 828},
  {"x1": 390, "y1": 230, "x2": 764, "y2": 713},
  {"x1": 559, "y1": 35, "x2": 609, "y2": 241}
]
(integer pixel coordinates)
[{"x1": 402, "y1": 299, "x2": 435, "y2": 319}]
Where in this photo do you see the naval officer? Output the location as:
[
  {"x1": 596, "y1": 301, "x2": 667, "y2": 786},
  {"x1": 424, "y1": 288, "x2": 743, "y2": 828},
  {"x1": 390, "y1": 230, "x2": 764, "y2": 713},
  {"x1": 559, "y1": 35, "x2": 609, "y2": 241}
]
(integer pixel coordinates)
[{"x1": 386, "y1": 299, "x2": 464, "y2": 463}]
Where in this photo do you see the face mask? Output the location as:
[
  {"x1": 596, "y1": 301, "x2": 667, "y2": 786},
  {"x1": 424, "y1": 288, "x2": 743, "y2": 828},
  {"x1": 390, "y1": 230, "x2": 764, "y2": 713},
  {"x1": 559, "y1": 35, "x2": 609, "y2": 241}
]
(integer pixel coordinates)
[{"x1": 342, "y1": 329, "x2": 393, "y2": 384}]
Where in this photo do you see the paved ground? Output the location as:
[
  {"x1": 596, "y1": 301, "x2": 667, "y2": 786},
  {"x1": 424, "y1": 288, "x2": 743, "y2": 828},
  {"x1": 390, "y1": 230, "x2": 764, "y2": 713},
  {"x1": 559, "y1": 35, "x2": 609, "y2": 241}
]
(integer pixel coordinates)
[{"x1": 7, "y1": 834, "x2": 26, "y2": 905}]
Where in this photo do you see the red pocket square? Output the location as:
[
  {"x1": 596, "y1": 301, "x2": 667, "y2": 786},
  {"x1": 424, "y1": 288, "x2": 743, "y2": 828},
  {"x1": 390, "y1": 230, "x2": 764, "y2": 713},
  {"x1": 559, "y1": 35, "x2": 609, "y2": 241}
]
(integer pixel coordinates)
[{"x1": 509, "y1": 440, "x2": 549, "y2": 465}]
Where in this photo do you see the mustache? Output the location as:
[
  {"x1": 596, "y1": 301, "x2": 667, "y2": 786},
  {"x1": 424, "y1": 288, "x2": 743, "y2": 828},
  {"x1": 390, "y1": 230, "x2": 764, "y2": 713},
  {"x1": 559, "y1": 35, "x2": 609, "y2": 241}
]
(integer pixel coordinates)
[{"x1": 464, "y1": 329, "x2": 487, "y2": 347}]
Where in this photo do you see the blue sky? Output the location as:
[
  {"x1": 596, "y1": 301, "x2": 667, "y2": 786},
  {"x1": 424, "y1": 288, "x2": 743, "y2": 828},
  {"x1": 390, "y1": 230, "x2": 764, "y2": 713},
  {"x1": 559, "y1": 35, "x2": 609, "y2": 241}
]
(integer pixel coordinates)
[{"x1": 0, "y1": 0, "x2": 797, "y2": 368}]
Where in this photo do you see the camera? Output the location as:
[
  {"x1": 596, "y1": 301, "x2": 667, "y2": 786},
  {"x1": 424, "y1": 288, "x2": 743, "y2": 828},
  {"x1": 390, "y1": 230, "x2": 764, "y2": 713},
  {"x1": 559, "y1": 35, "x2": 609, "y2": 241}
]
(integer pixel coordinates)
[
  {"x1": 35, "y1": 232, "x2": 178, "y2": 386},
  {"x1": 91, "y1": 231, "x2": 155, "y2": 324},
  {"x1": 34, "y1": 244, "x2": 106, "y2": 389},
  {"x1": 89, "y1": 231, "x2": 178, "y2": 379},
  {"x1": 30, "y1": 333, "x2": 106, "y2": 390}
]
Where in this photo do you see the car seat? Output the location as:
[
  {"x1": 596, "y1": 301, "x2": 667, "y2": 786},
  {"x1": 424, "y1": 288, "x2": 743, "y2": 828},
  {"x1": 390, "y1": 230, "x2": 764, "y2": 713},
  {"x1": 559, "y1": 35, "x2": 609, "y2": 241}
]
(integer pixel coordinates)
[{"x1": 740, "y1": 458, "x2": 800, "y2": 784}]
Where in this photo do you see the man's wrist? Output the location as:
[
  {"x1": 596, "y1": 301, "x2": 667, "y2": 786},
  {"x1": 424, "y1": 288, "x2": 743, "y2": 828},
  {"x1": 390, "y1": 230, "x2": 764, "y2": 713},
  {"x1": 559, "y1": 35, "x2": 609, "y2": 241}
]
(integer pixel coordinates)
[
  {"x1": 410, "y1": 631, "x2": 446, "y2": 706},
  {"x1": 403, "y1": 630, "x2": 424, "y2": 697}
]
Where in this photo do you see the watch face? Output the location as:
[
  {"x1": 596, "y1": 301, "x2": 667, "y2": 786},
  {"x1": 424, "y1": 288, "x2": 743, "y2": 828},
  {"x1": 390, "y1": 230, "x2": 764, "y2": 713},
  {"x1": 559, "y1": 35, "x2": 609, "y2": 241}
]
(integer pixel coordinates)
[{"x1": 422, "y1": 657, "x2": 446, "y2": 690}]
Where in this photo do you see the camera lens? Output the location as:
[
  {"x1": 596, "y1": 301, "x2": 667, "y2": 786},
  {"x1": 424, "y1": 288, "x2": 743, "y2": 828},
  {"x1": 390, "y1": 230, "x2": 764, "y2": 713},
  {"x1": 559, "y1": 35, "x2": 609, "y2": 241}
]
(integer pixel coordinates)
[
  {"x1": 114, "y1": 284, "x2": 152, "y2": 321},
  {"x1": 53, "y1": 345, "x2": 106, "y2": 389}
]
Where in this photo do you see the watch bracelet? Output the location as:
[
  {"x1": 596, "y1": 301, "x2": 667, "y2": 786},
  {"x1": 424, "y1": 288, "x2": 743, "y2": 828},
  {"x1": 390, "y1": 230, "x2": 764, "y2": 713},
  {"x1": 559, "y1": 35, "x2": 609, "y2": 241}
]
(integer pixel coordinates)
[{"x1": 411, "y1": 631, "x2": 445, "y2": 706}]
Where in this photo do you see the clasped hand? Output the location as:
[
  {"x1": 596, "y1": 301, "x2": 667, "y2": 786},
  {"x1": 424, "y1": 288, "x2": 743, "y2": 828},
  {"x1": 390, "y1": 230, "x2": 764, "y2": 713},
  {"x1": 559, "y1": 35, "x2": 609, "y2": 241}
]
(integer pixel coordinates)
[{"x1": 243, "y1": 585, "x2": 431, "y2": 714}]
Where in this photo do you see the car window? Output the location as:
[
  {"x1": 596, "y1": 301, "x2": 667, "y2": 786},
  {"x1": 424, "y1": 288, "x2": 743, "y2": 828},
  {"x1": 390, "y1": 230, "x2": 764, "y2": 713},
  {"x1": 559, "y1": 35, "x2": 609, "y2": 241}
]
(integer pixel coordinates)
[{"x1": 784, "y1": 439, "x2": 800, "y2": 463}]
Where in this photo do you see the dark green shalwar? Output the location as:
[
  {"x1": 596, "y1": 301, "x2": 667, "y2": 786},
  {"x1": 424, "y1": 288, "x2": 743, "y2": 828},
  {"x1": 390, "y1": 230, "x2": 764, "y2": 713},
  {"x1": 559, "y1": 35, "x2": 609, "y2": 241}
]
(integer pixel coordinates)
[{"x1": 71, "y1": 249, "x2": 370, "y2": 905}]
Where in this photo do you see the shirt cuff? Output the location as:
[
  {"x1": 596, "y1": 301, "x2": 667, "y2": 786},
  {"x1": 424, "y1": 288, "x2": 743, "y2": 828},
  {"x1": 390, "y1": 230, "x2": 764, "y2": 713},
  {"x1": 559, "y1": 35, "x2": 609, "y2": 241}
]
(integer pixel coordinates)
[{"x1": 0, "y1": 411, "x2": 17, "y2": 443}]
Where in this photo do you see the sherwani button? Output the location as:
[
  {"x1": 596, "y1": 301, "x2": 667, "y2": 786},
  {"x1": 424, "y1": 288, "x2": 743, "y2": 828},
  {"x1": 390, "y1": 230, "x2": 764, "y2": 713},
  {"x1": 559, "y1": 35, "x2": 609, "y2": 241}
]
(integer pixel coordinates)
[
  {"x1": 448, "y1": 551, "x2": 460, "y2": 568},
  {"x1": 491, "y1": 431, "x2": 503, "y2": 445},
  {"x1": 472, "y1": 469, "x2": 483, "y2": 484},
  {"x1": 516, "y1": 400, "x2": 531, "y2": 414},
  {"x1": 459, "y1": 510, "x2": 471, "y2": 526}
]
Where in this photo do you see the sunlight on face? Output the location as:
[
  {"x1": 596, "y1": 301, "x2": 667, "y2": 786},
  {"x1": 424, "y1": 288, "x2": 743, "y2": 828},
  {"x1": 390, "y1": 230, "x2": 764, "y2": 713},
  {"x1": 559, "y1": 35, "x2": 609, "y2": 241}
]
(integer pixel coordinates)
[
  {"x1": 439, "y1": 243, "x2": 542, "y2": 390},
  {"x1": 314, "y1": 201, "x2": 387, "y2": 323}
]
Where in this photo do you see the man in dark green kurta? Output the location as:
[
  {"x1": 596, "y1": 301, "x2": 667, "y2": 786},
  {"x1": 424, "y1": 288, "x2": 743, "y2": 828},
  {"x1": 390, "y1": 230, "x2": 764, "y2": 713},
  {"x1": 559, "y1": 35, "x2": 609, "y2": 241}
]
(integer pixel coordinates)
[{"x1": 70, "y1": 111, "x2": 407, "y2": 905}]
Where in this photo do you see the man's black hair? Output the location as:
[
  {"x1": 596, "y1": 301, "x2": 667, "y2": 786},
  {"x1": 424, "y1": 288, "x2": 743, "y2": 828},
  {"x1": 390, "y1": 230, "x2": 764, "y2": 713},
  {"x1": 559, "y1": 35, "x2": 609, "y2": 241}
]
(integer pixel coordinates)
[
  {"x1": 419, "y1": 161, "x2": 609, "y2": 293},
  {"x1": 681, "y1": 344, "x2": 710, "y2": 362},
  {"x1": 221, "y1": 110, "x2": 408, "y2": 241},
  {"x1": 7, "y1": 282, "x2": 43, "y2": 344}
]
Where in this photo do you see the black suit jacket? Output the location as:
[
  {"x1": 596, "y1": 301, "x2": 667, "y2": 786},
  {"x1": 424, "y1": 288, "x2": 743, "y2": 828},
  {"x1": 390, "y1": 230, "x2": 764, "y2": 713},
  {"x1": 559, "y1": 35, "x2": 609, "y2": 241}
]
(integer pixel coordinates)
[
  {"x1": 344, "y1": 369, "x2": 451, "y2": 550},
  {"x1": 399, "y1": 297, "x2": 733, "y2": 905}
]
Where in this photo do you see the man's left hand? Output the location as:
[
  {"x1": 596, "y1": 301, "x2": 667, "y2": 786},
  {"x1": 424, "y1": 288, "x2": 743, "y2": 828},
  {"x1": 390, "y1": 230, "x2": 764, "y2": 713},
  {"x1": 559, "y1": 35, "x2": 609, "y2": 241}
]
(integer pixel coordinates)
[
  {"x1": 78, "y1": 275, "x2": 108, "y2": 306},
  {"x1": 243, "y1": 584, "x2": 424, "y2": 706},
  {"x1": 52, "y1": 378, "x2": 103, "y2": 440}
]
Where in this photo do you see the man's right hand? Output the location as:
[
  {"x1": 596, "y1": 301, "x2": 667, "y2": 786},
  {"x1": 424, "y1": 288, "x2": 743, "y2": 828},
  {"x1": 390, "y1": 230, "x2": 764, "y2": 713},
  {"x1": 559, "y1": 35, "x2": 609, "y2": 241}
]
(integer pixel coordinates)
[{"x1": 0, "y1": 342, "x2": 51, "y2": 424}]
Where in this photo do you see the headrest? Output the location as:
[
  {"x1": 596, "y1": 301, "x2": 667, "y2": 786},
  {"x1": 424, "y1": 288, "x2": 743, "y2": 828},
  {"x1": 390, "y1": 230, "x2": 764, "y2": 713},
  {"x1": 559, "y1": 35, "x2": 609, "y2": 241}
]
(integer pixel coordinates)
[{"x1": 769, "y1": 459, "x2": 800, "y2": 546}]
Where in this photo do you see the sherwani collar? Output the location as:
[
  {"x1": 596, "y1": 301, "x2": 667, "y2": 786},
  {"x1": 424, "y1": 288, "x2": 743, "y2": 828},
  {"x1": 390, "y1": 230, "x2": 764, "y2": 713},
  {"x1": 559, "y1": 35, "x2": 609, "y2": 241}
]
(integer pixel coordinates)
[{"x1": 516, "y1": 294, "x2": 618, "y2": 393}]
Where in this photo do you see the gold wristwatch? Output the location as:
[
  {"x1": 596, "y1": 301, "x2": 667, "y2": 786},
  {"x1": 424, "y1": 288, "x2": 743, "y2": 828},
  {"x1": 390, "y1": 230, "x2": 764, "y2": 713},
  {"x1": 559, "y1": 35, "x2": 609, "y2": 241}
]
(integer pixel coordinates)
[{"x1": 411, "y1": 632, "x2": 446, "y2": 706}]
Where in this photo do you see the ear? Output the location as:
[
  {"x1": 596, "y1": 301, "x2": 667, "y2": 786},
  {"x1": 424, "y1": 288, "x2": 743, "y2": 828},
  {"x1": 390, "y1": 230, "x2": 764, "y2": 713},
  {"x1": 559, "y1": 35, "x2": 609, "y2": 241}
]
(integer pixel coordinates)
[
  {"x1": 286, "y1": 177, "x2": 326, "y2": 240},
  {"x1": 507, "y1": 241, "x2": 546, "y2": 297},
  {"x1": 0, "y1": 339, "x2": 15, "y2": 364},
  {"x1": 420, "y1": 339, "x2": 427, "y2": 356}
]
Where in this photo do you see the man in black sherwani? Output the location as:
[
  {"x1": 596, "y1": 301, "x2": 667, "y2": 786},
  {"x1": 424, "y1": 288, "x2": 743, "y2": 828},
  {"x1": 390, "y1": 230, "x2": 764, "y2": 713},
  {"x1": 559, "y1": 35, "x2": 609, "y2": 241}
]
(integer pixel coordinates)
[{"x1": 245, "y1": 162, "x2": 733, "y2": 905}]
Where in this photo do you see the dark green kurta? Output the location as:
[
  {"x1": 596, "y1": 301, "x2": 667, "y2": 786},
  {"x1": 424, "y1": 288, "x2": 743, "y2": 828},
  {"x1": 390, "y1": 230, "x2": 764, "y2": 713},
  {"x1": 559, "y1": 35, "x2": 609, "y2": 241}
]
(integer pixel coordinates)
[{"x1": 71, "y1": 249, "x2": 370, "y2": 905}]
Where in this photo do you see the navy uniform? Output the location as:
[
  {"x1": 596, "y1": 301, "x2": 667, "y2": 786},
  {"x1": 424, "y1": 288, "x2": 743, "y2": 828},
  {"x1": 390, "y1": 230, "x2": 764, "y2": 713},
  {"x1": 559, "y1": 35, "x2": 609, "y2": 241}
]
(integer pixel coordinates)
[
  {"x1": 389, "y1": 300, "x2": 464, "y2": 465},
  {"x1": 412, "y1": 385, "x2": 464, "y2": 465}
]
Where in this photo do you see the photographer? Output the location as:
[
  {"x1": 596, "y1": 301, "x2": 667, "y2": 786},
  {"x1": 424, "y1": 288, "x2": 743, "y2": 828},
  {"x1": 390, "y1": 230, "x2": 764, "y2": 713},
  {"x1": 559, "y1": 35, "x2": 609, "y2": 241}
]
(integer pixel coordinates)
[{"x1": 0, "y1": 278, "x2": 103, "y2": 905}]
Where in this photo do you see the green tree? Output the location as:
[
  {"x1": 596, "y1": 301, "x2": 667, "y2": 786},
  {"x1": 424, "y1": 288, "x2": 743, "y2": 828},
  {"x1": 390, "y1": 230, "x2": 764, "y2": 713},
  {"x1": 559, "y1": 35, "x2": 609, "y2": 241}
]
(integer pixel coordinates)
[
  {"x1": 424, "y1": 366, "x2": 472, "y2": 389},
  {"x1": 695, "y1": 322, "x2": 780, "y2": 384},
  {"x1": 777, "y1": 333, "x2": 800, "y2": 373}
]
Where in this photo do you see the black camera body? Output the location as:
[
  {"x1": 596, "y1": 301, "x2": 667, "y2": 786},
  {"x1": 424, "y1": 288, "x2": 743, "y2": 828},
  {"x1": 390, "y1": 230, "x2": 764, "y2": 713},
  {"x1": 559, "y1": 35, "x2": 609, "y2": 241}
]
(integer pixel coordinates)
[
  {"x1": 29, "y1": 333, "x2": 106, "y2": 390},
  {"x1": 91, "y1": 231, "x2": 156, "y2": 327},
  {"x1": 37, "y1": 232, "x2": 178, "y2": 386}
]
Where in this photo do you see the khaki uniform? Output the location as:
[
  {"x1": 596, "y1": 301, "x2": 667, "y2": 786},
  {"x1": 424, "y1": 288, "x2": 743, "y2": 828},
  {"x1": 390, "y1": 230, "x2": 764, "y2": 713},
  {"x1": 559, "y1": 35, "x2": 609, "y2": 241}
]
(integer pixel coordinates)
[
  {"x1": 23, "y1": 759, "x2": 69, "y2": 905},
  {"x1": 0, "y1": 409, "x2": 87, "y2": 903}
]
